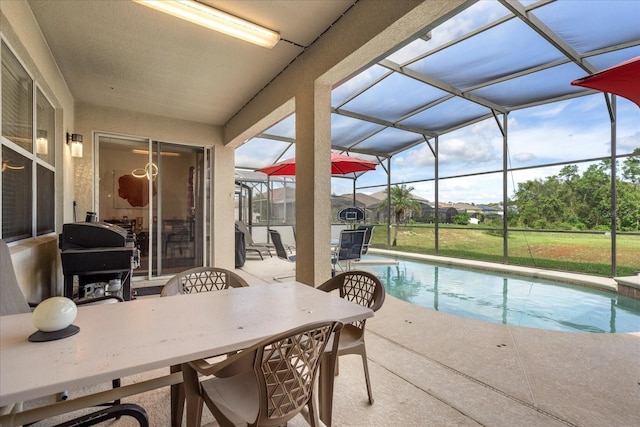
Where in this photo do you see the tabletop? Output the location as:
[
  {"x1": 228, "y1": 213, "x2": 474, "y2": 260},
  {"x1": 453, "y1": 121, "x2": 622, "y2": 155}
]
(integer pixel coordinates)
[{"x1": 0, "y1": 281, "x2": 373, "y2": 408}]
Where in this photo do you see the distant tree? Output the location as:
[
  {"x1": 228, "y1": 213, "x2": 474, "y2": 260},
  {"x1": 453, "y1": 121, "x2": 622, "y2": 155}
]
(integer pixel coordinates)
[
  {"x1": 513, "y1": 151, "x2": 640, "y2": 231},
  {"x1": 622, "y1": 148, "x2": 640, "y2": 185},
  {"x1": 377, "y1": 184, "x2": 421, "y2": 246},
  {"x1": 453, "y1": 212, "x2": 470, "y2": 225}
]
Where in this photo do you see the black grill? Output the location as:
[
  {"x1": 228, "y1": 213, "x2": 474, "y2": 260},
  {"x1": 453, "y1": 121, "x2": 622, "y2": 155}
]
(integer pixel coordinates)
[{"x1": 59, "y1": 222, "x2": 139, "y2": 301}]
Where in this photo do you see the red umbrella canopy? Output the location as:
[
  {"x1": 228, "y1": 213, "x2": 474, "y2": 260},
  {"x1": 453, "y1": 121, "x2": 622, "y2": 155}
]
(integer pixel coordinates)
[
  {"x1": 571, "y1": 56, "x2": 640, "y2": 108},
  {"x1": 256, "y1": 152, "x2": 377, "y2": 176}
]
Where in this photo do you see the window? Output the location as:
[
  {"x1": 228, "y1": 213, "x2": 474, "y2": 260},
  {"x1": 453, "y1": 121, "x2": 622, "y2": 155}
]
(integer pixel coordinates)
[{"x1": 1, "y1": 40, "x2": 56, "y2": 241}]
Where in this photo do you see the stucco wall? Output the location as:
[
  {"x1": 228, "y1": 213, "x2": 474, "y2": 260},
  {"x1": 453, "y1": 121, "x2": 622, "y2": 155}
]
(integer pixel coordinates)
[{"x1": 1, "y1": 0, "x2": 75, "y2": 300}]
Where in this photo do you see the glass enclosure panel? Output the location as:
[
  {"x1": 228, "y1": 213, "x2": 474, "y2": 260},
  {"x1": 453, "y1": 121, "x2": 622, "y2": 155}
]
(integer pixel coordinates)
[
  {"x1": 342, "y1": 73, "x2": 448, "y2": 122},
  {"x1": 617, "y1": 235, "x2": 639, "y2": 277},
  {"x1": 468, "y1": 62, "x2": 586, "y2": 108},
  {"x1": 408, "y1": 18, "x2": 564, "y2": 90},
  {"x1": 36, "y1": 88, "x2": 55, "y2": 165},
  {"x1": 354, "y1": 127, "x2": 423, "y2": 155},
  {"x1": 438, "y1": 227, "x2": 503, "y2": 263},
  {"x1": 399, "y1": 97, "x2": 491, "y2": 133},
  {"x1": 268, "y1": 180, "x2": 296, "y2": 225},
  {"x1": 435, "y1": 118, "x2": 504, "y2": 178},
  {"x1": 235, "y1": 137, "x2": 293, "y2": 170},
  {"x1": 507, "y1": 230, "x2": 612, "y2": 276},
  {"x1": 250, "y1": 181, "x2": 271, "y2": 225},
  {"x1": 508, "y1": 97, "x2": 611, "y2": 169},
  {"x1": 532, "y1": 0, "x2": 640, "y2": 54},
  {"x1": 390, "y1": 143, "x2": 435, "y2": 182},
  {"x1": 262, "y1": 114, "x2": 295, "y2": 139},
  {"x1": 508, "y1": 160, "x2": 610, "y2": 231},
  {"x1": 617, "y1": 97, "x2": 640, "y2": 157},
  {"x1": 332, "y1": 64, "x2": 389, "y2": 106},
  {"x1": 617, "y1": 152, "x2": 640, "y2": 277},
  {"x1": 331, "y1": 114, "x2": 384, "y2": 149},
  {"x1": 1, "y1": 42, "x2": 33, "y2": 152},
  {"x1": 437, "y1": 172, "x2": 504, "y2": 261}
]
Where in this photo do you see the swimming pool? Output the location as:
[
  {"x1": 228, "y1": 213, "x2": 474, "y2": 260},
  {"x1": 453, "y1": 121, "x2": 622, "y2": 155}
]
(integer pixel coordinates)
[{"x1": 362, "y1": 255, "x2": 640, "y2": 333}]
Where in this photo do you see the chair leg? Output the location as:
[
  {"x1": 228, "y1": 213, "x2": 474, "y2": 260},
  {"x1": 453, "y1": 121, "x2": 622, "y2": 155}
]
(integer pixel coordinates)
[
  {"x1": 359, "y1": 346, "x2": 374, "y2": 405},
  {"x1": 185, "y1": 397, "x2": 203, "y2": 427},
  {"x1": 181, "y1": 364, "x2": 203, "y2": 427},
  {"x1": 170, "y1": 365, "x2": 184, "y2": 427}
]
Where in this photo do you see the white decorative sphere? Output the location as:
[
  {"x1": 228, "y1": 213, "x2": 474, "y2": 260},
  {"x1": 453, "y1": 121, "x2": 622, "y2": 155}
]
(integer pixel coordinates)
[{"x1": 32, "y1": 297, "x2": 78, "y2": 332}]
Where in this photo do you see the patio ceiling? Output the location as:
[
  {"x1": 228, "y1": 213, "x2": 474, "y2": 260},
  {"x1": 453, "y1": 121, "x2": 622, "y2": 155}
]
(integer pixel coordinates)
[
  {"x1": 235, "y1": 0, "x2": 640, "y2": 173},
  {"x1": 26, "y1": 0, "x2": 355, "y2": 125}
]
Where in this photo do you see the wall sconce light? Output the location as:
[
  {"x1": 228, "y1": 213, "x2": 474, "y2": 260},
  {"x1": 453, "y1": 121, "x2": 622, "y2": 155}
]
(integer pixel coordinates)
[
  {"x1": 66, "y1": 133, "x2": 83, "y2": 158},
  {"x1": 36, "y1": 130, "x2": 48, "y2": 155}
]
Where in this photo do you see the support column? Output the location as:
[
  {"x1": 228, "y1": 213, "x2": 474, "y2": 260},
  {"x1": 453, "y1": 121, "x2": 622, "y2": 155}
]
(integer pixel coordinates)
[
  {"x1": 295, "y1": 83, "x2": 332, "y2": 286},
  {"x1": 210, "y1": 143, "x2": 236, "y2": 270}
]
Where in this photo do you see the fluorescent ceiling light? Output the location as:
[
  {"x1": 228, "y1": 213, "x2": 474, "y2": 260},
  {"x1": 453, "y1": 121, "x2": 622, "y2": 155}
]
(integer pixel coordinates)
[{"x1": 133, "y1": 0, "x2": 280, "y2": 49}]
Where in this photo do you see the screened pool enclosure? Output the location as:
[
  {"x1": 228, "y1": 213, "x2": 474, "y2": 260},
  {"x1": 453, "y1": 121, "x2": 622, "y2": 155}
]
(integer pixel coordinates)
[{"x1": 235, "y1": 0, "x2": 640, "y2": 277}]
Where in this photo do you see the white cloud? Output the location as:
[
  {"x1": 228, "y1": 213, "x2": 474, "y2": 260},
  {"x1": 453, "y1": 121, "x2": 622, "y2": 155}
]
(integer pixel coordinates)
[{"x1": 512, "y1": 152, "x2": 536, "y2": 162}]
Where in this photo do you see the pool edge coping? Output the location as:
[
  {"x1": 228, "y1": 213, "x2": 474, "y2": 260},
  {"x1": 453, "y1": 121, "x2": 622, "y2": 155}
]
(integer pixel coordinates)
[{"x1": 363, "y1": 248, "x2": 620, "y2": 293}]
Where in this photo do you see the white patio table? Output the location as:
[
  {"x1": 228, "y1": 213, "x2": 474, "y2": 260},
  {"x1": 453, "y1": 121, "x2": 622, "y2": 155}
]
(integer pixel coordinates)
[{"x1": 0, "y1": 281, "x2": 373, "y2": 426}]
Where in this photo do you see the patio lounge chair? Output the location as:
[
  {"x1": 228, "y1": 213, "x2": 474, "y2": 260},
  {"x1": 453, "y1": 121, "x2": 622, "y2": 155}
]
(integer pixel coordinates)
[
  {"x1": 235, "y1": 221, "x2": 273, "y2": 260},
  {"x1": 268, "y1": 229, "x2": 296, "y2": 281},
  {"x1": 331, "y1": 229, "x2": 366, "y2": 276},
  {"x1": 357, "y1": 225, "x2": 375, "y2": 255},
  {"x1": 181, "y1": 320, "x2": 343, "y2": 427}
]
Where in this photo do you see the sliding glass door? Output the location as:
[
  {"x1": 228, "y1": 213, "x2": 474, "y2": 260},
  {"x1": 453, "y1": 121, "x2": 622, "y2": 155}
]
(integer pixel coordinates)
[{"x1": 97, "y1": 134, "x2": 206, "y2": 278}]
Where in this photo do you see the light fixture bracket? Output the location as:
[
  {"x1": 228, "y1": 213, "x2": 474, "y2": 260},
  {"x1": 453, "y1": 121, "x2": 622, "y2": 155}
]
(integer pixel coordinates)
[{"x1": 66, "y1": 133, "x2": 83, "y2": 158}]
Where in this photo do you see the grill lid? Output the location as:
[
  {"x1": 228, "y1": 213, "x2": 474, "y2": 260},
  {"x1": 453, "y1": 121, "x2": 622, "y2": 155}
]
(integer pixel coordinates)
[{"x1": 59, "y1": 222, "x2": 128, "y2": 250}]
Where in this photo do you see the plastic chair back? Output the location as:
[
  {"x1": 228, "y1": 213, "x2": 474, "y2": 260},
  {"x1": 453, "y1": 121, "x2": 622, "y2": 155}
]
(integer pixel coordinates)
[{"x1": 161, "y1": 267, "x2": 249, "y2": 297}]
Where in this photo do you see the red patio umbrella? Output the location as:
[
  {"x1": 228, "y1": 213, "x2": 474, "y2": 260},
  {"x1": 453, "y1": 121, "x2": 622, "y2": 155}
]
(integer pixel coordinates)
[
  {"x1": 571, "y1": 56, "x2": 640, "y2": 108},
  {"x1": 256, "y1": 152, "x2": 377, "y2": 176}
]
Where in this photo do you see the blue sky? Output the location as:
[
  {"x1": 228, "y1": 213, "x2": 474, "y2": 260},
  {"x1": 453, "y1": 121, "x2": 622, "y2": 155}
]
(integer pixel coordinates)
[
  {"x1": 236, "y1": 0, "x2": 640, "y2": 205},
  {"x1": 337, "y1": 95, "x2": 640, "y2": 204}
]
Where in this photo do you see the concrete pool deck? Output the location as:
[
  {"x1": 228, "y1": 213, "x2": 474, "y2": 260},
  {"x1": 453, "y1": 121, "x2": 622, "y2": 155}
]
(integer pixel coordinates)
[
  {"x1": 235, "y1": 251, "x2": 639, "y2": 426},
  {"x1": 30, "y1": 253, "x2": 639, "y2": 426}
]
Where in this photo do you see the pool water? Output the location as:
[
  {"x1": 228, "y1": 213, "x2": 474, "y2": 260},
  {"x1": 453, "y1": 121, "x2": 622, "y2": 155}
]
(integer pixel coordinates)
[{"x1": 363, "y1": 255, "x2": 640, "y2": 333}]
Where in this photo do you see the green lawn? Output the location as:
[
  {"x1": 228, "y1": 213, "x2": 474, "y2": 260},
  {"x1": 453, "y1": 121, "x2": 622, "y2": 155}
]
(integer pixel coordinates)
[{"x1": 370, "y1": 224, "x2": 639, "y2": 277}]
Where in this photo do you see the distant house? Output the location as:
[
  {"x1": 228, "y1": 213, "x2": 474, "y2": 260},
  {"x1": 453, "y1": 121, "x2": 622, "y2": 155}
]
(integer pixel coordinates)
[
  {"x1": 452, "y1": 203, "x2": 481, "y2": 218},
  {"x1": 366, "y1": 189, "x2": 435, "y2": 223},
  {"x1": 437, "y1": 202, "x2": 458, "y2": 224},
  {"x1": 331, "y1": 193, "x2": 379, "y2": 223},
  {"x1": 478, "y1": 204, "x2": 503, "y2": 218}
]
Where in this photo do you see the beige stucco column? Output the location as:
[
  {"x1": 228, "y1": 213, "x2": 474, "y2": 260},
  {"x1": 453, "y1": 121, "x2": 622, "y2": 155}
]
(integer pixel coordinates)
[
  {"x1": 210, "y1": 143, "x2": 236, "y2": 270},
  {"x1": 295, "y1": 83, "x2": 332, "y2": 287}
]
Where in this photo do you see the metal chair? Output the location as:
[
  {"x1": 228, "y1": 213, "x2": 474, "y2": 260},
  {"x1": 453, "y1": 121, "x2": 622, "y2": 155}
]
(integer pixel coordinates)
[
  {"x1": 181, "y1": 320, "x2": 343, "y2": 427},
  {"x1": 317, "y1": 270, "x2": 385, "y2": 405},
  {"x1": 268, "y1": 229, "x2": 296, "y2": 281},
  {"x1": 268, "y1": 229, "x2": 296, "y2": 263},
  {"x1": 235, "y1": 221, "x2": 273, "y2": 260},
  {"x1": 357, "y1": 225, "x2": 375, "y2": 255},
  {"x1": 331, "y1": 229, "x2": 366, "y2": 276}
]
